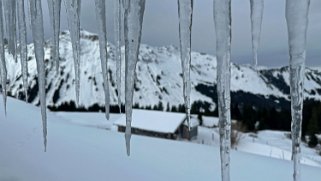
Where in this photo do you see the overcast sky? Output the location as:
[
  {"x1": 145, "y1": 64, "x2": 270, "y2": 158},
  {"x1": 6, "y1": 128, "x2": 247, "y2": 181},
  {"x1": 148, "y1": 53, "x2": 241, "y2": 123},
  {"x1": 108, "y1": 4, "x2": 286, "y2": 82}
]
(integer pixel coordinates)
[{"x1": 38, "y1": 0, "x2": 321, "y2": 67}]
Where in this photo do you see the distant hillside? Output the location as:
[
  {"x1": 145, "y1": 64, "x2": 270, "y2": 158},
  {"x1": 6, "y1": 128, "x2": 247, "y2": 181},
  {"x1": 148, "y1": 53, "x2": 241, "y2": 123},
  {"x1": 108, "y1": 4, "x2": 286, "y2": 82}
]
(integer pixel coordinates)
[{"x1": 4, "y1": 31, "x2": 321, "y2": 116}]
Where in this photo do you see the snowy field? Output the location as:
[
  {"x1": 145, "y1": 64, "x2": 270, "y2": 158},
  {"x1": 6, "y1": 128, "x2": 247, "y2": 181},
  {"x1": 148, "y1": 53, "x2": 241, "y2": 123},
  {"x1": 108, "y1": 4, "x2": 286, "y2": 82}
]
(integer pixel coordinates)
[
  {"x1": 57, "y1": 111, "x2": 321, "y2": 168},
  {"x1": 0, "y1": 97, "x2": 321, "y2": 181},
  {"x1": 196, "y1": 117, "x2": 321, "y2": 168}
]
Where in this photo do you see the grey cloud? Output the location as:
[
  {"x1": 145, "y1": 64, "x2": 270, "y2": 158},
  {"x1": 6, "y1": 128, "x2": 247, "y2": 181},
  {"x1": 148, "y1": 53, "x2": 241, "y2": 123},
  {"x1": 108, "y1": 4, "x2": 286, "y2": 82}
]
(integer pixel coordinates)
[{"x1": 37, "y1": 0, "x2": 320, "y2": 67}]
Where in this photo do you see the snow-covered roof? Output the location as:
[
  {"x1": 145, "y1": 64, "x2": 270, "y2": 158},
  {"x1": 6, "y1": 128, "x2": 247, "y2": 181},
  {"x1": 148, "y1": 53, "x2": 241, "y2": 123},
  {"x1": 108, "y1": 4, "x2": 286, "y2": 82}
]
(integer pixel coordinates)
[
  {"x1": 201, "y1": 116, "x2": 239, "y2": 127},
  {"x1": 183, "y1": 116, "x2": 200, "y2": 128},
  {"x1": 202, "y1": 116, "x2": 219, "y2": 127},
  {"x1": 114, "y1": 109, "x2": 188, "y2": 134}
]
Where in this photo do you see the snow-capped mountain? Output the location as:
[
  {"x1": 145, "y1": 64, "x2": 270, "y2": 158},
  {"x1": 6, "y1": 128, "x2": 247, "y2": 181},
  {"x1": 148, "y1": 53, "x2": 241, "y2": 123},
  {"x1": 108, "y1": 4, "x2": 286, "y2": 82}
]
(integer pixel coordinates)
[{"x1": 5, "y1": 31, "x2": 321, "y2": 112}]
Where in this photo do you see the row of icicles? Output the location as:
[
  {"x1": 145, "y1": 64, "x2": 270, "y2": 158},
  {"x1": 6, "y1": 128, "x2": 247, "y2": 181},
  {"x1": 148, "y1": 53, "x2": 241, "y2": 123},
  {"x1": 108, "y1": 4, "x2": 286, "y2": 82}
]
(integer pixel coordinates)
[{"x1": 0, "y1": 0, "x2": 309, "y2": 181}]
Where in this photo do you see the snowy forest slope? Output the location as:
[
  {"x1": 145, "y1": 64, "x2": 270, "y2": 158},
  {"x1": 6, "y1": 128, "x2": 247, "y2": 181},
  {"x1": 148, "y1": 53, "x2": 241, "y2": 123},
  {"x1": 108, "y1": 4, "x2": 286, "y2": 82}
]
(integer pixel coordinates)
[{"x1": 5, "y1": 31, "x2": 321, "y2": 112}]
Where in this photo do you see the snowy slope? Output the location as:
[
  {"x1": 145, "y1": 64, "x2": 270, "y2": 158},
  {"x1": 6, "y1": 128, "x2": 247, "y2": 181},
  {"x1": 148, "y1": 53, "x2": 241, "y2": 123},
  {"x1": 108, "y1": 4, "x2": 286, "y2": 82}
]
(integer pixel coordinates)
[
  {"x1": 5, "y1": 30, "x2": 321, "y2": 111},
  {"x1": 196, "y1": 125, "x2": 321, "y2": 168},
  {"x1": 0, "y1": 97, "x2": 321, "y2": 181},
  {"x1": 57, "y1": 111, "x2": 321, "y2": 168}
]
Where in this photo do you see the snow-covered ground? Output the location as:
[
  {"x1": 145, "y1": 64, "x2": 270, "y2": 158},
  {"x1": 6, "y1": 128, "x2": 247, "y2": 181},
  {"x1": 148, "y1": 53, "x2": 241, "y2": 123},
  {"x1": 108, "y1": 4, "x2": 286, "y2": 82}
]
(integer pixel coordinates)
[
  {"x1": 196, "y1": 126, "x2": 321, "y2": 168},
  {"x1": 1, "y1": 97, "x2": 321, "y2": 181},
  {"x1": 55, "y1": 111, "x2": 121, "y2": 131},
  {"x1": 56, "y1": 111, "x2": 321, "y2": 168}
]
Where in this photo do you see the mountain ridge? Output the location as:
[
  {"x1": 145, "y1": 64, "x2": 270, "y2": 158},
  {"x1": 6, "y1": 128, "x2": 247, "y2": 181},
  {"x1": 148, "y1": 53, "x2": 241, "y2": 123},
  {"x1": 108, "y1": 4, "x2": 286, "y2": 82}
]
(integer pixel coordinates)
[{"x1": 4, "y1": 30, "x2": 321, "y2": 113}]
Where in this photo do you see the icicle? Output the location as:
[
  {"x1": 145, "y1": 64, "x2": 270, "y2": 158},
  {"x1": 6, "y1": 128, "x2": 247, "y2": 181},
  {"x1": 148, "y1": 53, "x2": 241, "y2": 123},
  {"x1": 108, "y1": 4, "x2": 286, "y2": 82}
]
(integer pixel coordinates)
[
  {"x1": 122, "y1": 0, "x2": 129, "y2": 9},
  {"x1": 47, "y1": 0, "x2": 62, "y2": 73},
  {"x1": 124, "y1": 0, "x2": 146, "y2": 156},
  {"x1": 285, "y1": 1, "x2": 310, "y2": 181},
  {"x1": 63, "y1": 0, "x2": 81, "y2": 106},
  {"x1": 177, "y1": 0, "x2": 193, "y2": 130},
  {"x1": 94, "y1": 0, "x2": 110, "y2": 120},
  {"x1": 26, "y1": 0, "x2": 33, "y2": 30},
  {"x1": 114, "y1": 0, "x2": 122, "y2": 113},
  {"x1": 3, "y1": 0, "x2": 17, "y2": 57},
  {"x1": 249, "y1": 0, "x2": 264, "y2": 67},
  {"x1": 0, "y1": 0, "x2": 7, "y2": 114},
  {"x1": 213, "y1": 0, "x2": 232, "y2": 181},
  {"x1": 29, "y1": 0, "x2": 47, "y2": 152},
  {"x1": 17, "y1": 0, "x2": 28, "y2": 101}
]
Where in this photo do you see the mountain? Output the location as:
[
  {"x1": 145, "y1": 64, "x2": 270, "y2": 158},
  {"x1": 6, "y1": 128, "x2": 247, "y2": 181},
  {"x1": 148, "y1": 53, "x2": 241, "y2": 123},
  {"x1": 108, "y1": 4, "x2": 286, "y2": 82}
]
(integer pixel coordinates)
[{"x1": 5, "y1": 30, "x2": 321, "y2": 113}]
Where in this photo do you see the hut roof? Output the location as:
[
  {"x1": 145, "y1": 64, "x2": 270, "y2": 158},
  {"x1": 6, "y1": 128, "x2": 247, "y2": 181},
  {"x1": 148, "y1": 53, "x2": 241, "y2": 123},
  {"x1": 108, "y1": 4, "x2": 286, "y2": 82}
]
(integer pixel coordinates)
[{"x1": 114, "y1": 109, "x2": 190, "y2": 134}]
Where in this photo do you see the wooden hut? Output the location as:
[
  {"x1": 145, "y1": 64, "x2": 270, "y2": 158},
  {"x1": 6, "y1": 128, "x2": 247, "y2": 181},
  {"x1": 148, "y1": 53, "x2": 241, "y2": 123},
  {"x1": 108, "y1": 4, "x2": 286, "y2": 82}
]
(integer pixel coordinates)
[{"x1": 114, "y1": 109, "x2": 198, "y2": 140}]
